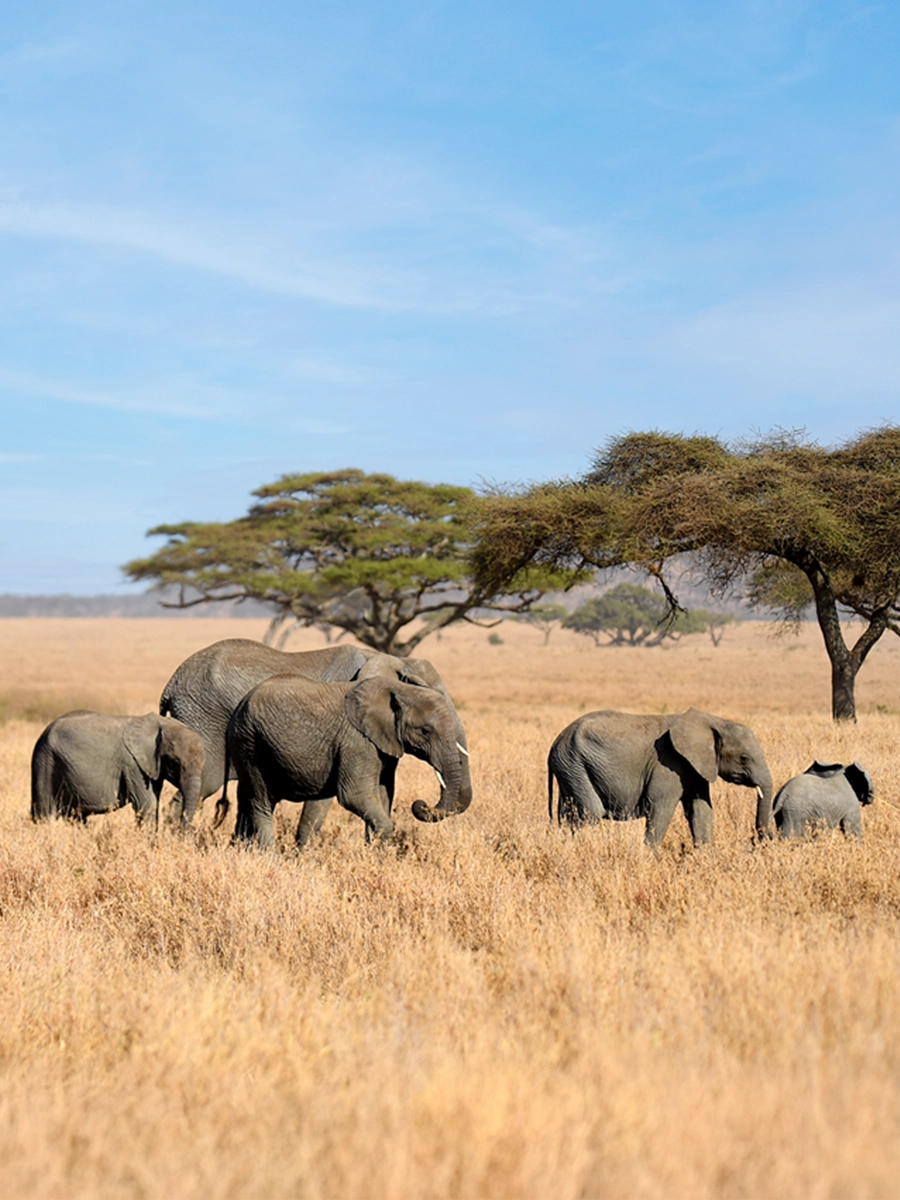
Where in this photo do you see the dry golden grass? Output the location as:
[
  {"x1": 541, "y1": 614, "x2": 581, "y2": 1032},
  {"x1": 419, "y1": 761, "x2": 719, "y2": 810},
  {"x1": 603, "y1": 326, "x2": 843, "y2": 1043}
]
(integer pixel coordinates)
[{"x1": 1, "y1": 617, "x2": 899, "y2": 1200}]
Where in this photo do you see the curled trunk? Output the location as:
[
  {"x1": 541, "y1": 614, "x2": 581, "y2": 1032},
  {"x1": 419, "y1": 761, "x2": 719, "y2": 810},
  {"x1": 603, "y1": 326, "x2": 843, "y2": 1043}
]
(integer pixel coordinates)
[{"x1": 411, "y1": 737, "x2": 472, "y2": 824}]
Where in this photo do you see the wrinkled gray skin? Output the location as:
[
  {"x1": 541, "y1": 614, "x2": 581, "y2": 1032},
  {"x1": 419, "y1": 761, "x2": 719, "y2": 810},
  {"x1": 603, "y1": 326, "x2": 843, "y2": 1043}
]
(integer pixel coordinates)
[
  {"x1": 774, "y1": 761, "x2": 873, "y2": 839},
  {"x1": 225, "y1": 674, "x2": 465, "y2": 848},
  {"x1": 547, "y1": 707, "x2": 773, "y2": 845},
  {"x1": 159, "y1": 638, "x2": 471, "y2": 837},
  {"x1": 31, "y1": 711, "x2": 205, "y2": 830}
]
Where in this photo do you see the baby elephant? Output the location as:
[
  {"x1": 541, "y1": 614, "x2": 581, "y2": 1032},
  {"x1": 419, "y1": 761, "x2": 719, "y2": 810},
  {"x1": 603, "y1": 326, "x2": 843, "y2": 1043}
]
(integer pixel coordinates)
[
  {"x1": 773, "y1": 761, "x2": 873, "y2": 839},
  {"x1": 31, "y1": 711, "x2": 205, "y2": 830}
]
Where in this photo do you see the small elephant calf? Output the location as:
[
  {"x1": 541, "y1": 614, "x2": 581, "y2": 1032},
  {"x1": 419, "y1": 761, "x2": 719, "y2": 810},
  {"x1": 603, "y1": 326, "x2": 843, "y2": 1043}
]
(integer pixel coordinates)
[
  {"x1": 31, "y1": 711, "x2": 205, "y2": 830},
  {"x1": 773, "y1": 761, "x2": 873, "y2": 839}
]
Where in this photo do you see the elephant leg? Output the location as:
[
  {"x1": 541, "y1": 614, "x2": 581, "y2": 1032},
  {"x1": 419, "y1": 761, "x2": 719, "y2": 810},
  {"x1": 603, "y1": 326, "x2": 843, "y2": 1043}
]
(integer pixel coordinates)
[
  {"x1": 555, "y1": 761, "x2": 607, "y2": 825},
  {"x1": 133, "y1": 781, "x2": 161, "y2": 832},
  {"x1": 682, "y1": 791, "x2": 713, "y2": 845},
  {"x1": 778, "y1": 812, "x2": 803, "y2": 838},
  {"x1": 338, "y1": 787, "x2": 394, "y2": 841},
  {"x1": 644, "y1": 791, "x2": 681, "y2": 846},
  {"x1": 840, "y1": 811, "x2": 863, "y2": 838},
  {"x1": 232, "y1": 778, "x2": 270, "y2": 846},
  {"x1": 295, "y1": 798, "x2": 333, "y2": 848},
  {"x1": 165, "y1": 791, "x2": 185, "y2": 827}
]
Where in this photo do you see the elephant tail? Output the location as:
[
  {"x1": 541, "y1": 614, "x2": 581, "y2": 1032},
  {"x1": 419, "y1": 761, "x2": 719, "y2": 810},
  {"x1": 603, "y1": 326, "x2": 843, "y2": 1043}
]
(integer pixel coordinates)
[
  {"x1": 31, "y1": 740, "x2": 58, "y2": 822},
  {"x1": 213, "y1": 751, "x2": 231, "y2": 830}
]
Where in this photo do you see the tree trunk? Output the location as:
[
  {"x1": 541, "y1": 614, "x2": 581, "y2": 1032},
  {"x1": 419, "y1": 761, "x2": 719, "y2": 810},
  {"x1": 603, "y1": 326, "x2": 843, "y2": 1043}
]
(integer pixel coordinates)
[
  {"x1": 803, "y1": 558, "x2": 889, "y2": 722},
  {"x1": 808, "y1": 572, "x2": 858, "y2": 722},
  {"x1": 830, "y1": 656, "x2": 858, "y2": 722}
]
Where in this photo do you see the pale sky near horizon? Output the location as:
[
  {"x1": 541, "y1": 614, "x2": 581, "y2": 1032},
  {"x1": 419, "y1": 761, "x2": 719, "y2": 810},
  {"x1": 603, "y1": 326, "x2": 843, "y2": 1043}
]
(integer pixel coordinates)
[{"x1": 3, "y1": 1, "x2": 899, "y2": 593}]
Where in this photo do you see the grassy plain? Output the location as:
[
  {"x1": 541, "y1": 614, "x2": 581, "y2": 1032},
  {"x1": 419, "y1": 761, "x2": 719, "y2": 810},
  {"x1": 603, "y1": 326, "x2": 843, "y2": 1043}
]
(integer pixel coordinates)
[{"x1": 1, "y1": 617, "x2": 899, "y2": 1200}]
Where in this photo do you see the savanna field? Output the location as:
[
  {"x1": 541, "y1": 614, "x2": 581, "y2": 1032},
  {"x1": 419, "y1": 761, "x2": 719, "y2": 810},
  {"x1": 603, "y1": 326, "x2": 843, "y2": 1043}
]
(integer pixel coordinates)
[{"x1": 1, "y1": 617, "x2": 899, "y2": 1200}]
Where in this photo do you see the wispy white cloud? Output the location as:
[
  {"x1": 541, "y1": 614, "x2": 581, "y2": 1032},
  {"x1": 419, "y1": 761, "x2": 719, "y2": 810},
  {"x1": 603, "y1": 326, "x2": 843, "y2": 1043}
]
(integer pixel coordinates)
[
  {"x1": 0, "y1": 365, "x2": 235, "y2": 418},
  {"x1": 0, "y1": 200, "x2": 398, "y2": 310},
  {"x1": 288, "y1": 356, "x2": 382, "y2": 386},
  {"x1": 661, "y1": 286, "x2": 900, "y2": 397},
  {"x1": 0, "y1": 182, "x2": 621, "y2": 319},
  {"x1": 0, "y1": 451, "x2": 43, "y2": 464},
  {"x1": 0, "y1": 36, "x2": 96, "y2": 77},
  {"x1": 0, "y1": 365, "x2": 366, "y2": 429}
]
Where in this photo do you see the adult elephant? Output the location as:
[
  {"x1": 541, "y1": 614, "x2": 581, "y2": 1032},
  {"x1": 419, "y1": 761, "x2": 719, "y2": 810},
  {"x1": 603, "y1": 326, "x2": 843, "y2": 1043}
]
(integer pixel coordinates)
[
  {"x1": 547, "y1": 707, "x2": 772, "y2": 845},
  {"x1": 226, "y1": 674, "x2": 465, "y2": 848},
  {"x1": 159, "y1": 638, "x2": 471, "y2": 833},
  {"x1": 31, "y1": 711, "x2": 205, "y2": 830},
  {"x1": 774, "y1": 761, "x2": 873, "y2": 838}
]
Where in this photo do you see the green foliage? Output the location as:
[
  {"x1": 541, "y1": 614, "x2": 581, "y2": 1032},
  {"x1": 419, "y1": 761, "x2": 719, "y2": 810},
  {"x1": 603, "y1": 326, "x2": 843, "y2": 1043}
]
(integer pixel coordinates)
[
  {"x1": 124, "y1": 469, "x2": 554, "y2": 655},
  {"x1": 511, "y1": 602, "x2": 569, "y2": 645},
  {"x1": 561, "y1": 583, "x2": 716, "y2": 647},
  {"x1": 686, "y1": 609, "x2": 738, "y2": 646},
  {"x1": 471, "y1": 427, "x2": 900, "y2": 717}
]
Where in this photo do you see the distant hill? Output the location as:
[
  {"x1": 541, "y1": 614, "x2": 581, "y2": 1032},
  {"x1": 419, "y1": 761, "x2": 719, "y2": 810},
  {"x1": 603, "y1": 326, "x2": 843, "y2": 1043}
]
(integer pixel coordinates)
[{"x1": 0, "y1": 591, "x2": 272, "y2": 618}]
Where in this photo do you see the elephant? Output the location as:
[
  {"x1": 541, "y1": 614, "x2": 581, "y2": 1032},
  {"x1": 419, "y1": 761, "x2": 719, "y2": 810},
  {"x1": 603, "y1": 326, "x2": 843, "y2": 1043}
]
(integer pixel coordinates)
[
  {"x1": 158, "y1": 638, "x2": 471, "y2": 836},
  {"x1": 224, "y1": 673, "x2": 467, "y2": 848},
  {"x1": 773, "y1": 761, "x2": 873, "y2": 838},
  {"x1": 31, "y1": 711, "x2": 205, "y2": 830},
  {"x1": 547, "y1": 707, "x2": 773, "y2": 845}
]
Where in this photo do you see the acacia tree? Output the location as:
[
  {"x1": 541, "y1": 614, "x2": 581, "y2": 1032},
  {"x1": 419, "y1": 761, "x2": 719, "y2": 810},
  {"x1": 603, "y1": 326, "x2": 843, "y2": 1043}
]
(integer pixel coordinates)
[
  {"x1": 125, "y1": 469, "x2": 567, "y2": 656},
  {"x1": 562, "y1": 583, "x2": 709, "y2": 647},
  {"x1": 513, "y1": 602, "x2": 569, "y2": 645},
  {"x1": 470, "y1": 428, "x2": 900, "y2": 720}
]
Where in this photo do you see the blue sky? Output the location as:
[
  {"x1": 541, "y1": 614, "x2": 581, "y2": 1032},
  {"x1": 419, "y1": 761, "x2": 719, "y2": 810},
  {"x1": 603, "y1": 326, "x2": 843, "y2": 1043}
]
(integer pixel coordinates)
[{"x1": 3, "y1": 1, "x2": 899, "y2": 592}]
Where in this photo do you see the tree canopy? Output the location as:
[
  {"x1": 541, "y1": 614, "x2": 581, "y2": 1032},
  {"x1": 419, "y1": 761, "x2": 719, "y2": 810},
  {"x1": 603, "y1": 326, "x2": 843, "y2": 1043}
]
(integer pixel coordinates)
[
  {"x1": 470, "y1": 427, "x2": 900, "y2": 719},
  {"x1": 511, "y1": 602, "x2": 569, "y2": 645},
  {"x1": 561, "y1": 583, "x2": 711, "y2": 647},
  {"x1": 125, "y1": 469, "x2": 571, "y2": 656}
]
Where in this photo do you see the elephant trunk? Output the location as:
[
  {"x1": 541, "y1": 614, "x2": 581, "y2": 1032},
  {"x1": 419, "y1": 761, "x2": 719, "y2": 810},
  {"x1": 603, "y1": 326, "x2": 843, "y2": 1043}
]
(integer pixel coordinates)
[
  {"x1": 164, "y1": 741, "x2": 206, "y2": 827},
  {"x1": 179, "y1": 763, "x2": 204, "y2": 825},
  {"x1": 411, "y1": 737, "x2": 472, "y2": 824},
  {"x1": 754, "y1": 768, "x2": 774, "y2": 839}
]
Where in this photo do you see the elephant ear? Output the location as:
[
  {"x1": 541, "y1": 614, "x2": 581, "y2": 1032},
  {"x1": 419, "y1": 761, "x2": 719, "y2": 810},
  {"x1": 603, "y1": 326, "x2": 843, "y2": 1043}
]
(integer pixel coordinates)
[
  {"x1": 668, "y1": 708, "x2": 719, "y2": 782},
  {"x1": 399, "y1": 658, "x2": 440, "y2": 688},
  {"x1": 806, "y1": 761, "x2": 843, "y2": 778},
  {"x1": 357, "y1": 653, "x2": 406, "y2": 682},
  {"x1": 345, "y1": 678, "x2": 404, "y2": 758},
  {"x1": 845, "y1": 762, "x2": 874, "y2": 805},
  {"x1": 123, "y1": 714, "x2": 163, "y2": 780}
]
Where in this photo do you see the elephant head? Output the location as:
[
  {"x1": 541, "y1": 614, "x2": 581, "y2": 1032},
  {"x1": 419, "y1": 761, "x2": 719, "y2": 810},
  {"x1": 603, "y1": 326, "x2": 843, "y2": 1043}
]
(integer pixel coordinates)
[
  {"x1": 123, "y1": 714, "x2": 206, "y2": 821},
  {"x1": 668, "y1": 708, "x2": 773, "y2": 838},
  {"x1": 804, "y1": 760, "x2": 874, "y2": 806},
  {"x1": 345, "y1": 678, "x2": 469, "y2": 822},
  {"x1": 355, "y1": 656, "x2": 472, "y2": 823}
]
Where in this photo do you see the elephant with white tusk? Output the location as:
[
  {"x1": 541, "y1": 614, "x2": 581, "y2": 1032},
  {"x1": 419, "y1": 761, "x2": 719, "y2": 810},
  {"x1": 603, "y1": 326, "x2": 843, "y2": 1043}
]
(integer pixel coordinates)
[
  {"x1": 158, "y1": 638, "x2": 472, "y2": 837},
  {"x1": 31, "y1": 711, "x2": 205, "y2": 831},
  {"x1": 548, "y1": 707, "x2": 773, "y2": 846},
  {"x1": 223, "y1": 673, "x2": 469, "y2": 848},
  {"x1": 774, "y1": 761, "x2": 873, "y2": 838}
]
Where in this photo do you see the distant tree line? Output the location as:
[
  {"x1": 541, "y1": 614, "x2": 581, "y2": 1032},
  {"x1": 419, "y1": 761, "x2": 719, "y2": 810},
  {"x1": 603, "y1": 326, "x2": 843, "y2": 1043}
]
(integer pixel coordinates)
[{"x1": 0, "y1": 592, "x2": 271, "y2": 618}]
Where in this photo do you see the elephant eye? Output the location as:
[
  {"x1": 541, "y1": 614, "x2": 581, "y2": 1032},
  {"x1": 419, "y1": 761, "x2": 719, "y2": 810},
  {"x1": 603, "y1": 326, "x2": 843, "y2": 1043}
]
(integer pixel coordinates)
[{"x1": 421, "y1": 724, "x2": 433, "y2": 736}]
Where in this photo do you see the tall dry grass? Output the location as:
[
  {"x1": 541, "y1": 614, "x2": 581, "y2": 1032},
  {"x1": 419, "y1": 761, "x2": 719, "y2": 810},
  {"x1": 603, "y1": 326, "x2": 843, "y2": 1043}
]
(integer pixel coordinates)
[{"x1": 1, "y1": 618, "x2": 898, "y2": 1200}]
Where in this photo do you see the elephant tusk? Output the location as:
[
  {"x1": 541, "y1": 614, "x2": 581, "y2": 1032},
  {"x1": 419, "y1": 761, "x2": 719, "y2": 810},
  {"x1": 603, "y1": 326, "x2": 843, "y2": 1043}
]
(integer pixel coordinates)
[
  {"x1": 756, "y1": 786, "x2": 764, "y2": 800},
  {"x1": 434, "y1": 769, "x2": 447, "y2": 790},
  {"x1": 456, "y1": 742, "x2": 469, "y2": 757}
]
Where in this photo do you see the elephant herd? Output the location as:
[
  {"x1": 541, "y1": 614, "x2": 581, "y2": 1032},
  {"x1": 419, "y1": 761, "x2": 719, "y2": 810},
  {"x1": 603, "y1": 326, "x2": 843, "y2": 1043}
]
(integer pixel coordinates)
[{"x1": 30, "y1": 637, "x2": 875, "y2": 846}]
